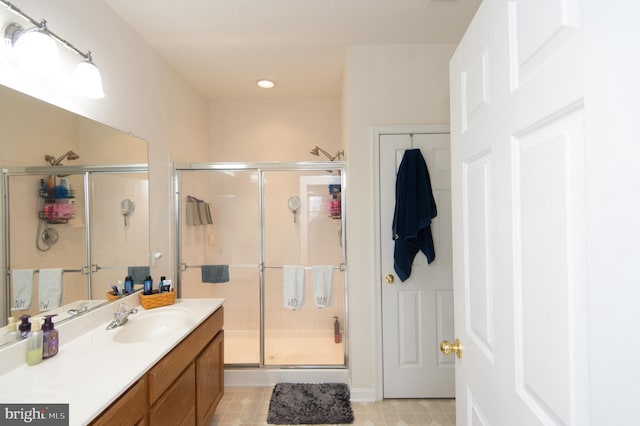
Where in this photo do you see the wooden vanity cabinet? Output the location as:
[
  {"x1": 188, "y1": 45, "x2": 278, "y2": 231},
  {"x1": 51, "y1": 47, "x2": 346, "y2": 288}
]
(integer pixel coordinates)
[
  {"x1": 196, "y1": 329, "x2": 224, "y2": 424},
  {"x1": 90, "y1": 376, "x2": 147, "y2": 426},
  {"x1": 91, "y1": 307, "x2": 224, "y2": 426}
]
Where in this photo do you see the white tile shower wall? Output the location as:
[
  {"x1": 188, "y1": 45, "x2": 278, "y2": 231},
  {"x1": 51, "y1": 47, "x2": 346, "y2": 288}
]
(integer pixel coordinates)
[
  {"x1": 8, "y1": 175, "x2": 86, "y2": 313},
  {"x1": 180, "y1": 169, "x2": 344, "y2": 334},
  {"x1": 90, "y1": 174, "x2": 149, "y2": 296},
  {"x1": 7, "y1": 173, "x2": 149, "y2": 314}
]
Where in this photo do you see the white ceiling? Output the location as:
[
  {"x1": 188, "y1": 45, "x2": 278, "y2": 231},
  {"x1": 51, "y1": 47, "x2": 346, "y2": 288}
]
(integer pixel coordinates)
[{"x1": 104, "y1": 0, "x2": 481, "y2": 100}]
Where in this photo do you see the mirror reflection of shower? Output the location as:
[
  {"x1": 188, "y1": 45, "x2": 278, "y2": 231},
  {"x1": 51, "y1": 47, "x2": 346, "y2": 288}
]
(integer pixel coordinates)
[
  {"x1": 309, "y1": 146, "x2": 344, "y2": 161},
  {"x1": 44, "y1": 150, "x2": 80, "y2": 166},
  {"x1": 37, "y1": 151, "x2": 80, "y2": 251}
]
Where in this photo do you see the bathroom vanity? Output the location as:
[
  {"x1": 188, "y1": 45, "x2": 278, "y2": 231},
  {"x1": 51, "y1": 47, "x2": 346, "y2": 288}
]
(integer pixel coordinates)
[
  {"x1": 0, "y1": 297, "x2": 224, "y2": 425},
  {"x1": 91, "y1": 304, "x2": 224, "y2": 425}
]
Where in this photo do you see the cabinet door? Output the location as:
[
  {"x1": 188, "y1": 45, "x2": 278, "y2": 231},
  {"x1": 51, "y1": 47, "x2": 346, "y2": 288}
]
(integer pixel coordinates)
[
  {"x1": 90, "y1": 377, "x2": 147, "y2": 426},
  {"x1": 196, "y1": 330, "x2": 224, "y2": 425},
  {"x1": 149, "y1": 363, "x2": 195, "y2": 425}
]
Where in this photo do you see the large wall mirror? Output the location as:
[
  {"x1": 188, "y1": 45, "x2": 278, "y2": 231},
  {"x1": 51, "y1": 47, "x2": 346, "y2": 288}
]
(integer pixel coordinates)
[{"x1": 0, "y1": 84, "x2": 149, "y2": 345}]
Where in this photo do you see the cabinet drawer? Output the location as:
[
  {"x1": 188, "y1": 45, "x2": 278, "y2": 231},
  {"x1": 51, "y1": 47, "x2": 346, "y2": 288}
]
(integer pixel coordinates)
[
  {"x1": 90, "y1": 376, "x2": 147, "y2": 426},
  {"x1": 147, "y1": 307, "x2": 223, "y2": 405},
  {"x1": 148, "y1": 363, "x2": 195, "y2": 425}
]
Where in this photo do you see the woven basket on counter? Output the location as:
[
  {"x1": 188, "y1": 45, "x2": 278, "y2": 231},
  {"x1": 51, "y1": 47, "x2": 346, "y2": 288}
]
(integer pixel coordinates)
[
  {"x1": 139, "y1": 290, "x2": 176, "y2": 309},
  {"x1": 106, "y1": 291, "x2": 122, "y2": 302}
]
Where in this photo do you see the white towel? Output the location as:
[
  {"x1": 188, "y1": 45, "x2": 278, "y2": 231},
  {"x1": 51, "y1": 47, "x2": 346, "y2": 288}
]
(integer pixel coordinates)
[
  {"x1": 313, "y1": 265, "x2": 334, "y2": 308},
  {"x1": 11, "y1": 269, "x2": 34, "y2": 311},
  {"x1": 39, "y1": 269, "x2": 64, "y2": 312},
  {"x1": 283, "y1": 265, "x2": 305, "y2": 310}
]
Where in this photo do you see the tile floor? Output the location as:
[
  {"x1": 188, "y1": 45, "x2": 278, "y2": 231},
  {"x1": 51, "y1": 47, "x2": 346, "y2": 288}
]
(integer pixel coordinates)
[{"x1": 210, "y1": 387, "x2": 456, "y2": 426}]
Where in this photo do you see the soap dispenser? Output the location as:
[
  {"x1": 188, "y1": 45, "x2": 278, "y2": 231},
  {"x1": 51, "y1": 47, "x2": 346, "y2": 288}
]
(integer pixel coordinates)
[
  {"x1": 42, "y1": 314, "x2": 59, "y2": 359},
  {"x1": 18, "y1": 315, "x2": 31, "y2": 339},
  {"x1": 4, "y1": 317, "x2": 20, "y2": 343},
  {"x1": 26, "y1": 320, "x2": 43, "y2": 366}
]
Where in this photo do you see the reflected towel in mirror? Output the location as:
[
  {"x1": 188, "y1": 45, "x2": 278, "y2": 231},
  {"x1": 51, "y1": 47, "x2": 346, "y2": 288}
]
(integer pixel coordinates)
[
  {"x1": 11, "y1": 269, "x2": 34, "y2": 311},
  {"x1": 39, "y1": 269, "x2": 63, "y2": 312}
]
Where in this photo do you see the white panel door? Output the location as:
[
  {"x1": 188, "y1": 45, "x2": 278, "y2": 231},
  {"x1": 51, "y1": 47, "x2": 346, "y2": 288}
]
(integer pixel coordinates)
[
  {"x1": 379, "y1": 130, "x2": 454, "y2": 398},
  {"x1": 449, "y1": 0, "x2": 588, "y2": 424}
]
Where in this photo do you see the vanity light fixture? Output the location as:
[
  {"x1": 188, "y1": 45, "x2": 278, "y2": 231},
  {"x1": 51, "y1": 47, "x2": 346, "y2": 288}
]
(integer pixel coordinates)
[
  {"x1": 257, "y1": 79, "x2": 275, "y2": 89},
  {"x1": 4, "y1": 22, "x2": 60, "y2": 75},
  {"x1": 1, "y1": 0, "x2": 105, "y2": 99}
]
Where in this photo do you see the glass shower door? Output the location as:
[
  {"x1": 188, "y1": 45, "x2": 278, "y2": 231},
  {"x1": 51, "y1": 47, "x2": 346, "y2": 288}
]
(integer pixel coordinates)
[
  {"x1": 5, "y1": 173, "x2": 88, "y2": 317},
  {"x1": 262, "y1": 170, "x2": 345, "y2": 366},
  {"x1": 178, "y1": 169, "x2": 261, "y2": 365},
  {"x1": 89, "y1": 171, "x2": 149, "y2": 299}
]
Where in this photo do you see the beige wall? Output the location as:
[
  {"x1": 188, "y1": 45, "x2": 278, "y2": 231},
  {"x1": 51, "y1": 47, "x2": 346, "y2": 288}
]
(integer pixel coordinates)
[
  {"x1": 0, "y1": 0, "x2": 210, "y2": 282},
  {"x1": 209, "y1": 99, "x2": 341, "y2": 162},
  {"x1": 343, "y1": 44, "x2": 456, "y2": 397}
]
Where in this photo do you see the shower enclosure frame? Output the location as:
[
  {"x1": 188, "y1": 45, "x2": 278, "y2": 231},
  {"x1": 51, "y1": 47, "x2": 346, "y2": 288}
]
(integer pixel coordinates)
[
  {"x1": 1, "y1": 164, "x2": 148, "y2": 321},
  {"x1": 173, "y1": 161, "x2": 348, "y2": 370}
]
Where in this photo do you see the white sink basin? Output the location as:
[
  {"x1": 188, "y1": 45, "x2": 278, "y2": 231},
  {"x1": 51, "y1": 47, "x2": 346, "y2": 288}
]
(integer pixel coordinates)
[{"x1": 110, "y1": 307, "x2": 195, "y2": 343}]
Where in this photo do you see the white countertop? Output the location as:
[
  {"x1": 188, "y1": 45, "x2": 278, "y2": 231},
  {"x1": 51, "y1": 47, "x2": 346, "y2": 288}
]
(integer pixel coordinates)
[{"x1": 0, "y1": 297, "x2": 224, "y2": 425}]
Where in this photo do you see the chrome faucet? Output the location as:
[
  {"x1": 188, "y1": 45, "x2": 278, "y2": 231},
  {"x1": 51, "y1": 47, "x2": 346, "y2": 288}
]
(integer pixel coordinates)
[{"x1": 105, "y1": 303, "x2": 138, "y2": 330}]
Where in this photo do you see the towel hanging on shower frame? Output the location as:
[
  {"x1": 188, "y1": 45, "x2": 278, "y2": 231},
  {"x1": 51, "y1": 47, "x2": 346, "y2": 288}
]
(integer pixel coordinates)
[{"x1": 186, "y1": 195, "x2": 213, "y2": 226}]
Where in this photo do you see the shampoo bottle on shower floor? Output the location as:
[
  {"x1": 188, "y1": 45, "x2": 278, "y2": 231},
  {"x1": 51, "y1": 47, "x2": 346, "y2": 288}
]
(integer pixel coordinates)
[{"x1": 333, "y1": 316, "x2": 342, "y2": 344}]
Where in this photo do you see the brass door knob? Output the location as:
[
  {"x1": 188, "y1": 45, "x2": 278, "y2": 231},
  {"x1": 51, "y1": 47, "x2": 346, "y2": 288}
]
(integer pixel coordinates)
[
  {"x1": 440, "y1": 339, "x2": 462, "y2": 359},
  {"x1": 385, "y1": 274, "x2": 395, "y2": 284}
]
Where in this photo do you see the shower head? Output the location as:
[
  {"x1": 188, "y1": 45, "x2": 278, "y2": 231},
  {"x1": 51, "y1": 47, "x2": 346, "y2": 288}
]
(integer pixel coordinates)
[
  {"x1": 309, "y1": 146, "x2": 344, "y2": 161},
  {"x1": 45, "y1": 150, "x2": 80, "y2": 166}
]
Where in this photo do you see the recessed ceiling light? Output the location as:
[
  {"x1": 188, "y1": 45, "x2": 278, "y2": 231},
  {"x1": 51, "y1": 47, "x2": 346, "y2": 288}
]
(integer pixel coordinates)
[{"x1": 257, "y1": 79, "x2": 275, "y2": 89}]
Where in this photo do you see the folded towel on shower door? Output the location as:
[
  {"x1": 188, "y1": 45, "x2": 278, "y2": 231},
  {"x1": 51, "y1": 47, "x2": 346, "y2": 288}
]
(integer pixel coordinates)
[
  {"x1": 38, "y1": 268, "x2": 63, "y2": 312},
  {"x1": 128, "y1": 266, "x2": 150, "y2": 284},
  {"x1": 283, "y1": 265, "x2": 305, "y2": 310},
  {"x1": 201, "y1": 265, "x2": 229, "y2": 283},
  {"x1": 11, "y1": 269, "x2": 34, "y2": 311},
  {"x1": 312, "y1": 265, "x2": 334, "y2": 308}
]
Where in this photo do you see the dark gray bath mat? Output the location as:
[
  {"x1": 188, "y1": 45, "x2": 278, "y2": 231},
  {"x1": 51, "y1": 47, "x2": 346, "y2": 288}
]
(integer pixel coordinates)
[{"x1": 267, "y1": 382, "x2": 354, "y2": 424}]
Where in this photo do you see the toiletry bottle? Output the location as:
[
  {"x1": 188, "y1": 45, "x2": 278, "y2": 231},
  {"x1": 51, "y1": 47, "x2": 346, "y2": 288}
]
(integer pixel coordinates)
[
  {"x1": 42, "y1": 314, "x2": 59, "y2": 359},
  {"x1": 26, "y1": 320, "x2": 43, "y2": 366},
  {"x1": 4, "y1": 317, "x2": 20, "y2": 343},
  {"x1": 124, "y1": 275, "x2": 134, "y2": 294},
  {"x1": 158, "y1": 276, "x2": 166, "y2": 293},
  {"x1": 143, "y1": 276, "x2": 153, "y2": 295},
  {"x1": 333, "y1": 316, "x2": 342, "y2": 344},
  {"x1": 18, "y1": 315, "x2": 31, "y2": 339}
]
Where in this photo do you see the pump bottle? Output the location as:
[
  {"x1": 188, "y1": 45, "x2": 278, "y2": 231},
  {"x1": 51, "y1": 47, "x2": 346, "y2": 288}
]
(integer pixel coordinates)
[
  {"x1": 26, "y1": 320, "x2": 43, "y2": 366},
  {"x1": 18, "y1": 315, "x2": 31, "y2": 339},
  {"x1": 42, "y1": 314, "x2": 59, "y2": 359}
]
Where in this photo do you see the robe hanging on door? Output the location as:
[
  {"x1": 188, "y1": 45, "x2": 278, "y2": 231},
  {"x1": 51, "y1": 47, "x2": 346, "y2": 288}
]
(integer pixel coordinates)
[{"x1": 392, "y1": 148, "x2": 437, "y2": 282}]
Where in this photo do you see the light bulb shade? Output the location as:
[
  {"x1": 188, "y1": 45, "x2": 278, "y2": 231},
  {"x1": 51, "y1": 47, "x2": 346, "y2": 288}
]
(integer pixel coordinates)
[
  {"x1": 73, "y1": 59, "x2": 105, "y2": 98},
  {"x1": 12, "y1": 27, "x2": 61, "y2": 75}
]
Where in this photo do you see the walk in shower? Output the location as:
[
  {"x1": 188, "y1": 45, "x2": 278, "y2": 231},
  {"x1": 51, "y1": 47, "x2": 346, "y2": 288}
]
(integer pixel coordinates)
[
  {"x1": 2, "y1": 165, "x2": 149, "y2": 322},
  {"x1": 175, "y1": 162, "x2": 347, "y2": 370}
]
